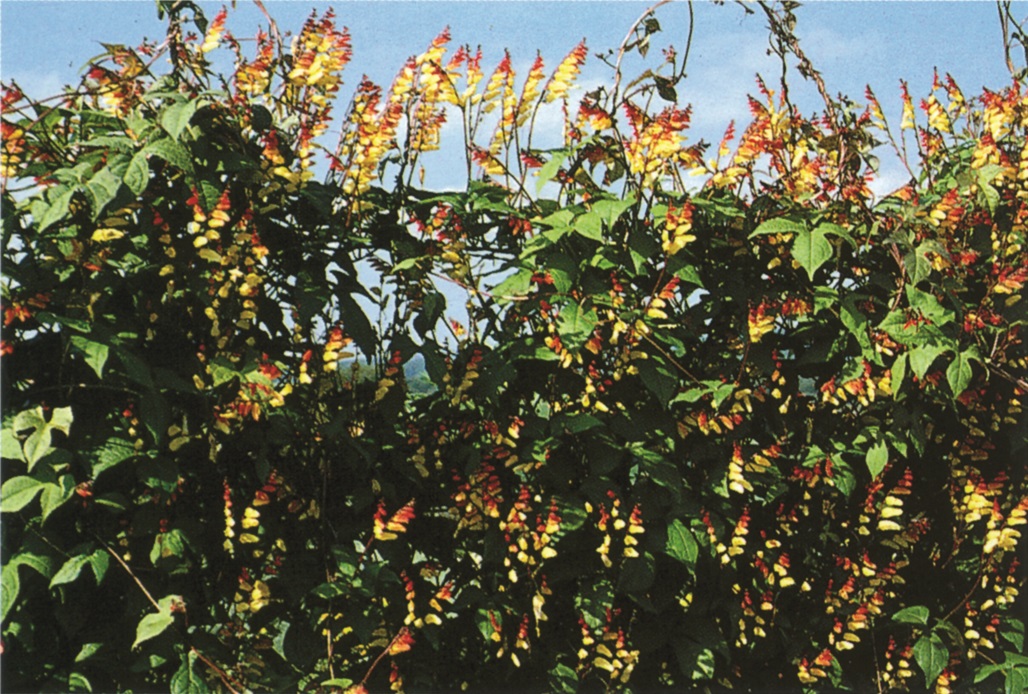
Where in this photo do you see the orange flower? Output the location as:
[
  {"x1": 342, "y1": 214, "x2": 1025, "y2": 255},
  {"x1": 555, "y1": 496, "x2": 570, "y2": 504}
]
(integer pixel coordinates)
[
  {"x1": 545, "y1": 40, "x2": 587, "y2": 102},
  {"x1": 200, "y1": 7, "x2": 228, "y2": 54},
  {"x1": 387, "y1": 627, "x2": 415, "y2": 655},
  {"x1": 3, "y1": 304, "x2": 31, "y2": 327},
  {"x1": 374, "y1": 500, "x2": 416, "y2": 541}
]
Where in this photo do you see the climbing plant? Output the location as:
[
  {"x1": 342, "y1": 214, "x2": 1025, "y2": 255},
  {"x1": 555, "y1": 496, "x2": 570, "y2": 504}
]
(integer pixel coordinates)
[{"x1": 1, "y1": 2, "x2": 1025, "y2": 692}]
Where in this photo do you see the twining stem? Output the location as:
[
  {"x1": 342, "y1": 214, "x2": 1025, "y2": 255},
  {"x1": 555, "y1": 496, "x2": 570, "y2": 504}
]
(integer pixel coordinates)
[
  {"x1": 639, "y1": 330, "x2": 702, "y2": 385},
  {"x1": 757, "y1": 2, "x2": 839, "y2": 128},
  {"x1": 610, "y1": 0, "x2": 674, "y2": 109},
  {"x1": 190, "y1": 647, "x2": 243, "y2": 694},
  {"x1": 103, "y1": 544, "x2": 160, "y2": 611},
  {"x1": 104, "y1": 541, "x2": 243, "y2": 694},
  {"x1": 359, "y1": 628, "x2": 408, "y2": 688}
]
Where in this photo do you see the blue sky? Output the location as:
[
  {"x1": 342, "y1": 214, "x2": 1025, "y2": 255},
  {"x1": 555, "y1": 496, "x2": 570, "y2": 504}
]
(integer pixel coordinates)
[
  {"x1": 0, "y1": 1, "x2": 1016, "y2": 193},
  {"x1": 0, "y1": 1, "x2": 1018, "y2": 338},
  {"x1": 1, "y1": 3, "x2": 1014, "y2": 123}
]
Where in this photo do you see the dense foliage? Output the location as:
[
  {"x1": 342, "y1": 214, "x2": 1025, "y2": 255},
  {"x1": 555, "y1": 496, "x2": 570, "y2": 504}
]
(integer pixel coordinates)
[{"x1": 2, "y1": 2, "x2": 1026, "y2": 692}]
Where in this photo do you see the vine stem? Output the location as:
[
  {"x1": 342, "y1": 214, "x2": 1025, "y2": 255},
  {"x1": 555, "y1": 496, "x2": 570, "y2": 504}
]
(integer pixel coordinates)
[
  {"x1": 987, "y1": 362, "x2": 1028, "y2": 392},
  {"x1": 359, "y1": 628, "x2": 409, "y2": 688},
  {"x1": 639, "y1": 330, "x2": 702, "y2": 385},
  {"x1": 103, "y1": 541, "x2": 243, "y2": 694},
  {"x1": 190, "y1": 647, "x2": 243, "y2": 694},
  {"x1": 610, "y1": 0, "x2": 674, "y2": 109},
  {"x1": 756, "y1": 1, "x2": 839, "y2": 128},
  {"x1": 941, "y1": 561, "x2": 987, "y2": 623},
  {"x1": 103, "y1": 543, "x2": 160, "y2": 611}
]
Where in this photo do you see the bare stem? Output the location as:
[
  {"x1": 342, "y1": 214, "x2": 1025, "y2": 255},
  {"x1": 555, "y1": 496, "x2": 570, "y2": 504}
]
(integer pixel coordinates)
[
  {"x1": 611, "y1": 0, "x2": 674, "y2": 109},
  {"x1": 191, "y1": 647, "x2": 243, "y2": 694},
  {"x1": 103, "y1": 544, "x2": 160, "y2": 611}
]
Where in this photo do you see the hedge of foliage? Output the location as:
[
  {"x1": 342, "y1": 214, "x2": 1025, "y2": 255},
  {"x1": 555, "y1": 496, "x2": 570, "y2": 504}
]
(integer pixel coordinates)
[{"x1": 2, "y1": 2, "x2": 1026, "y2": 692}]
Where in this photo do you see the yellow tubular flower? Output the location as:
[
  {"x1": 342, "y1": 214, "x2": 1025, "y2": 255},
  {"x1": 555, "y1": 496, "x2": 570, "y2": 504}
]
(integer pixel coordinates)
[{"x1": 545, "y1": 41, "x2": 587, "y2": 102}]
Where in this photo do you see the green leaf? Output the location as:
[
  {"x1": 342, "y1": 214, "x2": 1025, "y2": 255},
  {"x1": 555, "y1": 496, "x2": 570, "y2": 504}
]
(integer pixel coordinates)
[
  {"x1": 817, "y1": 221, "x2": 857, "y2": 248},
  {"x1": 654, "y1": 75, "x2": 677, "y2": 101},
  {"x1": 1, "y1": 476, "x2": 45, "y2": 512},
  {"x1": 974, "y1": 163, "x2": 1006, "y2": 184},
  {"x1": 171, "y1": 650, "x2": 211, "y2": 694},
  {"x1": 144, "y1": 138, "x2": 195, "y2": 176},
  {"x1": 38, "y1": 188, "x2": 76, "y2": 232},
  {"x1": 553, "y1": 413, "x2": 602, "y2": 434},
  {"x1": 908, "y1": 343, "x2": 947, "y2": 379},
  {"x1": 115, "y1": 347, "x2": 154, "y2": 389},
  {"x1": 673, "y1": 263, "x2": 703, "y2": 288},
  {"x1": 556, "y1": 302, "x2": 597, "y2": 349},
  {"x1": 339, "y1": 294, "x2": 377, "y2": 357},
  {"x1": 140, "y1": 391, "x2": 172, "y2": 447},
  {"x1": 590, "y1": 196, "x2": 635, "y2": 228},
  {"x1": 573, "y1": 211, "x2": 604, "y2": 241},
  {"x1": 1, "y1": 428, "x2": 26, "y2": 462},
  {"x1": 618, "y1": 551, "x2": 656, "y2": 593},
  {"x1": 40, "y1": 474, "x2": 77, "y2": 521},
  {"x1": 68, "y1": 672, "x2": 92, "y2": 692},
  {"x1": 160, "y1": 99, "x2": 198, "y2": 140},
  {"x1": 15, "y1": 405, "x2": 74, "y2": 469},
  {"x1": 123, "y1": 151, "x2": 150, "y2": 195},
  {"x1": 51, "y1": 555, "x2": 90, "y2": 588},
  {"x1": 83, "y1": 167, "x2": 124, "y2": 218},
  {"x1": 88, "y1": 549, "x2": 110, "y2": 584},
  {"x1": 13, "y1": 407, "x2": 46, "y2": 432},
  {"x1": 791, "y1": 227, "x2": 833, "y2": 281},
  {"x1": 665, "y1": 519, "x2": 699, "y2": 568},
  {"x1": 673, "y1": 638, "x2": 717, "y2": 681},
  {"x1": 548, "y1": 662, "x2": 579, "y2": 693},
  {"x1": 75, "y1": 643, "x2": 104, "y2": 663},
  {"x1": 150, "y1": 529, "x2": 188, "y2": 566},
  {"x1": 980, "y1": 181, "x2": 1000, "y2": 216},
  {"x1": 50, "y1": 407, "x2": 73, "y2": 434},
  {"x1": 82, "y1": 135, "x2": 135, "y2": 152},
  {"x1": 132, "y1": 595, "x2": 180, "y2": 649},
  {"x1": 492, "y1": 269, "x2": 533, "y2": 302},
  {"x1": 207, "y1": 359, "x2": 239, "y2": 388},
  {"x1": 892, "y1": 605, "x2": 930, "y2": 625},
  {"x1": 70, "y1": 335, "x2": 110, "y2": 378},
  {"x1": 946, "y1": 348, "x2": 976, "y2": 397},
  {"x1": 1008, "y1": 666, "x2": 1028, "y2": 694},
  {"x1": 12, "y1": 552, "x2": 55, "y2": 579},
  {"x1": 91, "y1": 438, "x2": 138, "y2": 479},
  {"x1": 536, "y1": 148, "x2": 571, "y2": 194},
  {"x1": 1, "y1": 563, "x2": 20, "y2": 623},
  {"x1": 913, "y1": 631, "x2": 948, "y2": 689},
  {"x1": 866, "y1": 440, "x2": 888, "y2": 478},
  {"x1": 638, "y1": 359, "x2": 676, "y2": 404},
  {"x1": 906, "y1": 286, "x2": 953, "y2": 325},
  {"x1": 1000, "y1": 619, "x2": 1025, "y2": 652},
  {"x1": 906, "y1": 244, "x2": 933, "y2": 286},
  {"x1": 750, "y1": 217, "x2": 806, "y2": 237},
  {"x1": 22, "y1": 427, "x2": 53, "y2": 470},
  {"x1": 891, "y1": 354, "x2": 908, "y2": 399}
]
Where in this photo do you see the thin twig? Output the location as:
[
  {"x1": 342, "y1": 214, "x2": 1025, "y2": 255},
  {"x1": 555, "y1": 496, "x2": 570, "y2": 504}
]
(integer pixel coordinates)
[
  {"x1": 104, "y1": 543, "x2": 160, "y2": 611},
  {"x1": 639, "y1": 330, "x2": 702, "y2": 385},
  {"x1": 757, "y1": 2, "x2": 839, "y2": 128},
  {"x1": 359, "y1": 628, "x2": 409, "y2": 687},
  {"x1": 998, "y1": 2, "x2": 1018, "y2": 76},
  {"x1": 190, "y1": 647, "x2": 243, "y2": 694},
  {"x1": 610, "y1": 0, "x2": 674, "y2": 109},
  {"x1": 987, "y1": 362, "x2": 1028, "y2": 392},
  {"x1": 677, "y1": 0, "x2": 695, "y2": 84},
  {"x1": 252, "y1": 0, "x2": 283, "y2": 49}
]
